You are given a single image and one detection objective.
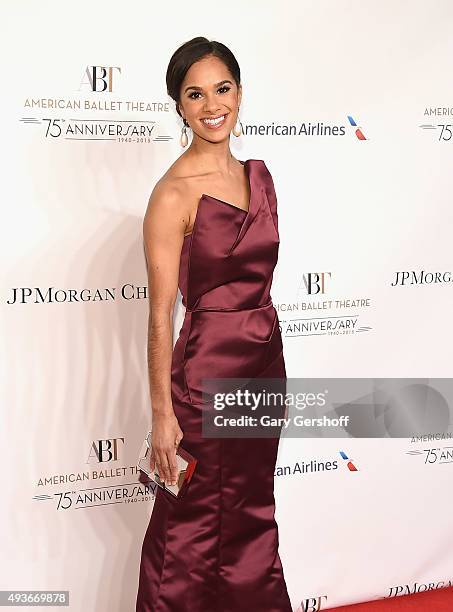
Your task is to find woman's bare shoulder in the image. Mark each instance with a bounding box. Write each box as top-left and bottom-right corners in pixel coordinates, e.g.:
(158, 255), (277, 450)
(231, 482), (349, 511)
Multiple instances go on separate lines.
(149, 156), (202, 208)
(143, 159), (197, 239)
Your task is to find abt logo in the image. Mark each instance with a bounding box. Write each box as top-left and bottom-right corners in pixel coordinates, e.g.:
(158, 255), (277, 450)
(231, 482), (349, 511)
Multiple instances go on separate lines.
(298, 272), (332, 296)
(87, 438), (125, 463)
(296, 595), (328, 611)
(79, 66), (121, 92)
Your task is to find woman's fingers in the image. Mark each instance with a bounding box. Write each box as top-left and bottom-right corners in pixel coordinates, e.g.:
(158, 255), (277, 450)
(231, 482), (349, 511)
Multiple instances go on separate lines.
(155, 447), (178, 486)
(155, 449), (172, 485)
(149, 418), (184, 487)
(166, 447), (179, 486)
(149, 447), (156, 472)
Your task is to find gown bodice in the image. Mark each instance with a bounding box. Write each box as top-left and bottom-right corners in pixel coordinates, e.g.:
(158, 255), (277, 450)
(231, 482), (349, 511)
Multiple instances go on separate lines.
(171, 159), (284, 407)
(177, 159), (280, 313)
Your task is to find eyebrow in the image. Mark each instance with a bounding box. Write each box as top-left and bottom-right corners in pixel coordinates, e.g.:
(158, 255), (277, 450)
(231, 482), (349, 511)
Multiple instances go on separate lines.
(183, 79), (233, 94)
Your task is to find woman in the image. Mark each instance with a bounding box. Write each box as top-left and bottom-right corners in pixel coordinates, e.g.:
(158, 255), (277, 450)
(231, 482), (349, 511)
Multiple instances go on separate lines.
(136, 37), (291, 612)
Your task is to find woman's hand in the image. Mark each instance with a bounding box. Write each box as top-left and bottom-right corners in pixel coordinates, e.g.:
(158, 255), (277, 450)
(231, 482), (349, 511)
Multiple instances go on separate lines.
(149, 411), (184, 486)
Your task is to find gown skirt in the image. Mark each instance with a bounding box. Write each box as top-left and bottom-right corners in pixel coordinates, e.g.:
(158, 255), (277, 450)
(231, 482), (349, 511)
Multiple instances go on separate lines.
(136, 159), (292, 612)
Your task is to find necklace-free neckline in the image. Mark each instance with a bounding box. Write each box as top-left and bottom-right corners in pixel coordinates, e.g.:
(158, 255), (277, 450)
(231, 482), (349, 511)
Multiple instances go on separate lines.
(183, 159), (251, 239)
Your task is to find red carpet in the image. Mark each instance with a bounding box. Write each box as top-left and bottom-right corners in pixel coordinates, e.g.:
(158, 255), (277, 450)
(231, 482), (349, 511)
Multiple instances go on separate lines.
(326, 585), (453, 611)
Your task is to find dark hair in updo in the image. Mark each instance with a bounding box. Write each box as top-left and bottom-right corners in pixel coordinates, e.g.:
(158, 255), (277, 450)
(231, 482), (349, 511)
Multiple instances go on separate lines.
(166, 37), (241, 125)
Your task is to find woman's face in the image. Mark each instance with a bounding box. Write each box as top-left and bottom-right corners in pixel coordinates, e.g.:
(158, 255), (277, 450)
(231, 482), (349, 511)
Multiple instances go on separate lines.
(178, 54), (242, 142)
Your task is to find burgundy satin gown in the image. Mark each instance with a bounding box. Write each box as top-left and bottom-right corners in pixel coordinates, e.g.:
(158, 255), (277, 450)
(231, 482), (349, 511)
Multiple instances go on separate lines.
(136, 159), (292, 612)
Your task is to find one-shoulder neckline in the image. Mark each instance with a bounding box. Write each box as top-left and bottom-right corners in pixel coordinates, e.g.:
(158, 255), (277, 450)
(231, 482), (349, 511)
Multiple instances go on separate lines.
(183, 159), (251, 240)
(200, 159), (250, 213)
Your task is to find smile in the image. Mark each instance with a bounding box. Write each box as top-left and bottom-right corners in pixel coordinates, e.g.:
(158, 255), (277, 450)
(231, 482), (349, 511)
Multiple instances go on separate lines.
(201, 114), (228, 129)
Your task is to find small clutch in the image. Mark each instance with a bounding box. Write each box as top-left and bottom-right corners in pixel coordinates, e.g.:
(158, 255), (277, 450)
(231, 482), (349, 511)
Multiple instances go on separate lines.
(137, 430), (197, 499)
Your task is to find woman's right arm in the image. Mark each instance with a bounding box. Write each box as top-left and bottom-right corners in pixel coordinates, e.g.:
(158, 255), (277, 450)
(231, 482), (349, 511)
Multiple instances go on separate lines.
(142, 180), (188, 487)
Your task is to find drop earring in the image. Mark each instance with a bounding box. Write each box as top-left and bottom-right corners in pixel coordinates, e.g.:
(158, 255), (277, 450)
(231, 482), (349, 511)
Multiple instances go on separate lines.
(232, 112), (243, 137)
(180, 118), (189, 147)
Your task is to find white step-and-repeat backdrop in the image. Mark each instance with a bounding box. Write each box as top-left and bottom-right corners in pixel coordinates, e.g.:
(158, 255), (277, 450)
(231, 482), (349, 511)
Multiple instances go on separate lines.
(2, 1), (453, 610)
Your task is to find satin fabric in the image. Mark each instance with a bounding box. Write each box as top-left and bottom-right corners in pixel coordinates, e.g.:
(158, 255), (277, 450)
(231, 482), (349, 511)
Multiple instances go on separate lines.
(136, 159), (292, 612)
